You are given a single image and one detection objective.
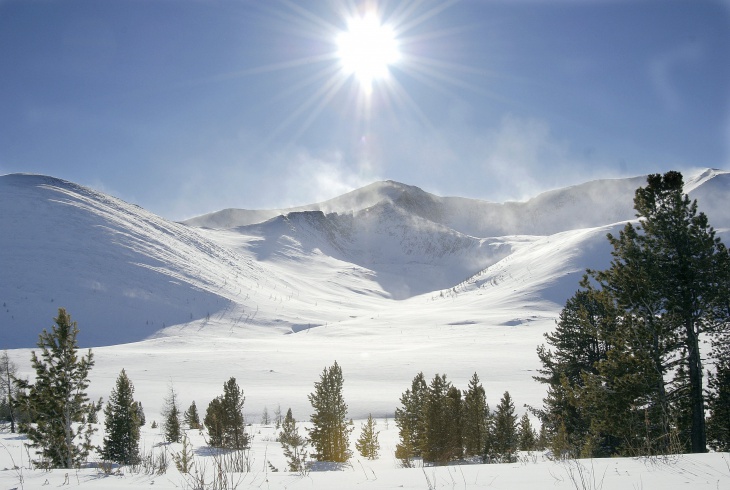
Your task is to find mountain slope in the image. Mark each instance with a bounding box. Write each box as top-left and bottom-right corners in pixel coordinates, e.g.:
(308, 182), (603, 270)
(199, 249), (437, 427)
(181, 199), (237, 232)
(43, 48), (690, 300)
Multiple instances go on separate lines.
(0, 174), (266, 347)
(2, 169), (728, 349)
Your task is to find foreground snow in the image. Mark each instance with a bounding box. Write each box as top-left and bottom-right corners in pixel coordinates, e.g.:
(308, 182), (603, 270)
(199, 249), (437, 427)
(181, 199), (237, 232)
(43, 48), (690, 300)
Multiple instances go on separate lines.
(1, 421), (728, 490)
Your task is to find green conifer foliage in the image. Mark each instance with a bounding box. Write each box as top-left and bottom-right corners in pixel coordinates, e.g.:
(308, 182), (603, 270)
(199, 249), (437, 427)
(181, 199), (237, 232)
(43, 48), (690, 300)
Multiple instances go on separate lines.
(493, 391), (517, 463)
(356, 414), (380, 460)
(162, 384), (182, 443)
(184, 401), (201, 429)
(101, 369), (141, 465)
(462, 372), (488, 458)
(395, 372), (427, 464)
(15, 308), (95, 468)
(204, 377), (248, 449)
(134, 401), (146, 427)
(707, 353), (730, 451)
(279, 408), (307, 472)
(308, 361), (352, 462)
(536, 171), (730, 456)
(518, 414), (537, 451)
(422, 374), (453, 465)
(0, 351), (19, 433)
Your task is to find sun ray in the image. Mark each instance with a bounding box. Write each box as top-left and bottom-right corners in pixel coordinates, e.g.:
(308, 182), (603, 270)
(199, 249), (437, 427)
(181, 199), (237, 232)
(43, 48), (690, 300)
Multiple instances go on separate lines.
(224, 1), (498, 153)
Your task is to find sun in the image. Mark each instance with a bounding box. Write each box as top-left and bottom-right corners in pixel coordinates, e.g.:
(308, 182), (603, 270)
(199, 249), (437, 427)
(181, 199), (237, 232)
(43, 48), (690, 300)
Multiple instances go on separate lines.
(336, 13), (400, 95)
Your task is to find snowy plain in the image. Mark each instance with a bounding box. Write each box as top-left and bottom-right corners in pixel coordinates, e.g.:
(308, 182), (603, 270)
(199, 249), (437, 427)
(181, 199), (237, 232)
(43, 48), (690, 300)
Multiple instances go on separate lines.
(1, 169), (729, 489)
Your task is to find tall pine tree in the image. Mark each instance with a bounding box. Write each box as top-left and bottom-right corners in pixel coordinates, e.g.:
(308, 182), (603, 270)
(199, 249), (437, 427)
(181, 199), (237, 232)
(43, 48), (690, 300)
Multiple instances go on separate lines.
(493, 391), (517, 463)
(15, 308), (95, 468)
(537, 171), (730, 456)
(422, 373), (453, 465)
(101, 369), (141, 464)
(462, 372), (488, 458)
(308, 361), (352, 462)
(395, 372), (427, 464)
(204, 377), (248, 449)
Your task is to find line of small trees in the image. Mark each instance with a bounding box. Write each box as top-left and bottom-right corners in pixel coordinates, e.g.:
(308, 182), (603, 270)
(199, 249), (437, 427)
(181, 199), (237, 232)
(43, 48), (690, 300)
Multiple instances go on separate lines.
(1, 315), (371, 470)
(394, 372), (541, 467)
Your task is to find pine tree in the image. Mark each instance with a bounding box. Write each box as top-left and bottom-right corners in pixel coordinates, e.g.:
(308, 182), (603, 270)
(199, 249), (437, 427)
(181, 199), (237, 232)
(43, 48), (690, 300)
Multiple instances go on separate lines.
(534, 288), (617, 456)
(162, 384), (182, 443)
(395, 372), (427, 465)
(445, 385), (463, 461)
(173, 433), (195, 474)
(133, 401), (146, 427)
(422, 373), (453, 465)
(279, 408), (307, 472)
(593, 171), (730, 453)
(274, 404), (283, 429)
(14, 308), (95, 468)
(462, 372), (488, 458)
(101, 369), (141, 465)
(493, 391), (517, 463)
(308, 361), (352, 462)
(261, 406), (270, 425)
(184, 401), (201, 429)
(707, 353), (730, 451)
(356, 414), (380, 460)
(0, 351), (19, 433)
(204, 377), (248, 449)
(518, 413), (537, 451)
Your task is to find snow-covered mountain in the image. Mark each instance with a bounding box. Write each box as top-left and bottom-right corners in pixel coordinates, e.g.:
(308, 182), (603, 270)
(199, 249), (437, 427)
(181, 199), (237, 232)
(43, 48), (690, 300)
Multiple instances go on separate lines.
(2, 170), (729, 349)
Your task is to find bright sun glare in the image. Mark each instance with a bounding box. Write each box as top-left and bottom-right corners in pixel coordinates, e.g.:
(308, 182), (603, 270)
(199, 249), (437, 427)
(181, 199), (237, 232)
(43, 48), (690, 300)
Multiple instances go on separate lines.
(336, 13), (400, 95)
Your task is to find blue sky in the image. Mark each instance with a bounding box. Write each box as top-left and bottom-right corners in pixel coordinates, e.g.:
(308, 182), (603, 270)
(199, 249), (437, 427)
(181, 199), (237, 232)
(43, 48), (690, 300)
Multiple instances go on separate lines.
(1, 0), (728, 220)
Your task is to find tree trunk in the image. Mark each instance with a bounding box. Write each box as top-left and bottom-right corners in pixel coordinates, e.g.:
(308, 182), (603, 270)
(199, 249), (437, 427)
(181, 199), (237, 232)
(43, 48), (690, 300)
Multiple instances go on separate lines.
(686, 320), (707, 453)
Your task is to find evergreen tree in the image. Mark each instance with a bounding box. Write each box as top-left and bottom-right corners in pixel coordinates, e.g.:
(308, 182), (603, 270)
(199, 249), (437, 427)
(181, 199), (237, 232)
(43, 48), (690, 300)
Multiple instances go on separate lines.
(184, 401), (201, 429)
(593, 171), (730, 453)
(536, 422), (549, 451)
(536, 171), (730, 456)
(493, 391), (517, 462)
(14, 308), (95, 468)
(445, 385), (463, 461)
(101, 369), (141, 465)
(534, 288), (617, 456)
(0, 351), (19, 433)
(204, 397), (225, 447)
(707, 352), (730, 451)
(162, 384), (182, 443)
(394, 372), (427, 464)
(86, 398), (102, 424)
(279, 408), (307, 472)
(482, 408), (497, 463)
(204, 377), (248, 449)
(308, 361), (352, 462)
(274, 404), (283, 429)
(261, 406), (270, 425)
(462, 372), (488, 458)
(133, 401), (146, 427)
(518, 413), (537, 451)
(356, 414), (380, 460)
(422, 373), (453, 465)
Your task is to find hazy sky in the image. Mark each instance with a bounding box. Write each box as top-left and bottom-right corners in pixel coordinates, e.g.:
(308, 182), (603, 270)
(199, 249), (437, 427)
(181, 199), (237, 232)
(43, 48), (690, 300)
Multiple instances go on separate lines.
(1, 0), (728, 220)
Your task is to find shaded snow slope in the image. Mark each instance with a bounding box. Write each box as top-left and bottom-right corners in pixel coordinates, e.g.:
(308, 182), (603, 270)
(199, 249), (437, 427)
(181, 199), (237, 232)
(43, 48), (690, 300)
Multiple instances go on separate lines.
(1, 174), (374, 348)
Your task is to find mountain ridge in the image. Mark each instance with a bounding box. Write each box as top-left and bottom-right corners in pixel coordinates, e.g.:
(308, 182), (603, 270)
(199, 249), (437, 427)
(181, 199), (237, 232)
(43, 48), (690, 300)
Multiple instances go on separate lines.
(2, 169), (728, 348)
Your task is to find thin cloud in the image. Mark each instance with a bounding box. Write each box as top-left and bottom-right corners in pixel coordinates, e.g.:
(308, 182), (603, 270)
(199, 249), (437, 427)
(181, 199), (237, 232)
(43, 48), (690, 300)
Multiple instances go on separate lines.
(648, 42), (703, 113)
